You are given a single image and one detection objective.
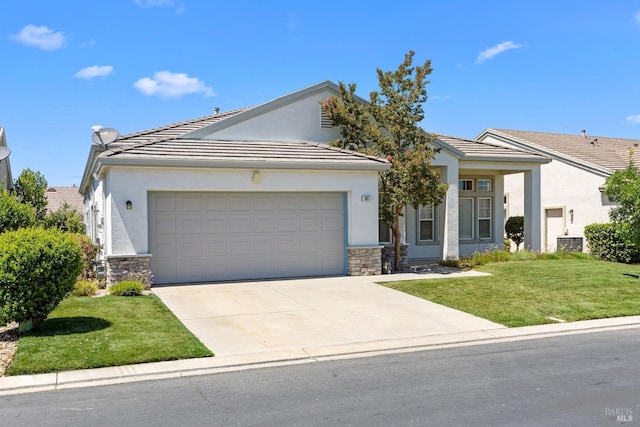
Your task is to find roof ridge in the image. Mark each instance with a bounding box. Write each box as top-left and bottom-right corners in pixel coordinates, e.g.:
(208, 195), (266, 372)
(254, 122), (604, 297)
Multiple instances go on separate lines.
(437, 133), (541, 156)
(492, 128), (640, 143)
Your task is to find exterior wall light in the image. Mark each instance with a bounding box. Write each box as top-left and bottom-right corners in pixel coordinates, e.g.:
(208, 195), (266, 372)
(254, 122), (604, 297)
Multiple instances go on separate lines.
(569, 209), (574, 224)
(361, 195), (372, 202)
(252, 171), (261, 185)
(126, 200), (133, 210)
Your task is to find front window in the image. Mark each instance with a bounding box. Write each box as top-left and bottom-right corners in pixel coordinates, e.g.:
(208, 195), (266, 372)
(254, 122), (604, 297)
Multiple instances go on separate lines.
(478, 198), (492, 239)
(418, 204), (435, 241)
(459, 198), (474, 240)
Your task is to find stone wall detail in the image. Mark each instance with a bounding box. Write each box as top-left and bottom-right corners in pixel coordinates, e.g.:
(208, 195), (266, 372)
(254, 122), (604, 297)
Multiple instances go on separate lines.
(381, 244), (409, 272)
(105, 254), (152, 288)
(347, 246), (382, 276)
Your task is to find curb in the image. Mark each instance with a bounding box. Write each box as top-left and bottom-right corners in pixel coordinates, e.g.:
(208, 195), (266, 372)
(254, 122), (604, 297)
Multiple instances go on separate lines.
(2, 315), (640, 396)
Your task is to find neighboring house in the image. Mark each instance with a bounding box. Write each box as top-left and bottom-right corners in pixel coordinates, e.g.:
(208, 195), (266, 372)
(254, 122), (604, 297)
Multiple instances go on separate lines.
(79, 81), (551, 286)
(0, 127), (13, 191)
(477, 129), (640, 251)
(45, 187), (84, 213)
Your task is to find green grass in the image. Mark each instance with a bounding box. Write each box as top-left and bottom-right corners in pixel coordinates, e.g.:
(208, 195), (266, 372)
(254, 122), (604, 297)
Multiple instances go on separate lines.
(383, 258), (640, 327)
(7, 295), (212, 375)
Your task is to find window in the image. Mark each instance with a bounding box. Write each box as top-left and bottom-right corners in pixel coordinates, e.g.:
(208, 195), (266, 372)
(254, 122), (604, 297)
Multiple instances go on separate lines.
(459, 179), (474, 191)
(459, 198), (474, 240)
(379, 220), (392, 243)
(478, 179), (492, 191)
(478, 198), (492, 239)
(418, 204), (435, 241)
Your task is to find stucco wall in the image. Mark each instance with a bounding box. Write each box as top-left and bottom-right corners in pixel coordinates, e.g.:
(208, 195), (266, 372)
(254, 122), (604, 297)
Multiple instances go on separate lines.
(102, 166), (381, 256)
(205, 89), (342, 143)
(504, 159), (612, 243)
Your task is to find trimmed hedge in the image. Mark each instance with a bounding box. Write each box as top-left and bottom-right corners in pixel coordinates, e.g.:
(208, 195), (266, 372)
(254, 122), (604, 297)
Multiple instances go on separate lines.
(0, 228), (82, 328)
(584, 223), (640, 264)
(109, 281), (143, 296)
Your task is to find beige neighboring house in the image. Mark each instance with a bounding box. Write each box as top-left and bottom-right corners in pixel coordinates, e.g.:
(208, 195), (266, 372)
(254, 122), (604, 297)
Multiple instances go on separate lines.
(45, 187), (83, 213)
(0, 127), (13, 190)
(477, 128), (640, 252)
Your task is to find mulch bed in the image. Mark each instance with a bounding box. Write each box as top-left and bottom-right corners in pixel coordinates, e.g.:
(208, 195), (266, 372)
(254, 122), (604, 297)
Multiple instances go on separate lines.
(0, 322), (18, 376)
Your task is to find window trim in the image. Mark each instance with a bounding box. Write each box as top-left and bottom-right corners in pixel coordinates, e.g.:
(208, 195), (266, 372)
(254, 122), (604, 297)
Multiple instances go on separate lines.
(459, 179), (474, 192)
(417, 204), (436, 243)
(459, 197), (475, 240)
(478, 197), (493, 240)
(477, 179), (492, 192)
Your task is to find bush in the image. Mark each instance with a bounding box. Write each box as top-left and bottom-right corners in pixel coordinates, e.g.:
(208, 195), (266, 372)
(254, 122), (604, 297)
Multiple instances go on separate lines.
(505, 216), (524, 250)
(0, 228), (82, 328)
(71, 280), (98, 297)
(109, 281), (143, 296)
(584, 223), (640, 264)
(0, 191), (36, 233)
(44, 202), (85, 234)
(69, 234), (102, 280)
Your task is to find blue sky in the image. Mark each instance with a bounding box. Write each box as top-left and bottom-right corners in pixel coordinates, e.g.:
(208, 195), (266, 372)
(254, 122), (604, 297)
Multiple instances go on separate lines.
(2, 0), (640, 186)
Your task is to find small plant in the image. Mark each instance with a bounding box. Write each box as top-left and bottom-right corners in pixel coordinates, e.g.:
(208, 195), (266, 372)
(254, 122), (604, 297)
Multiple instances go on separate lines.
(71, 280), (98, 297)
(439, 259), (462, 268)
(109, 281), (144, 296)
(121, 269), (153, 290)
(69, 234), (102, 280)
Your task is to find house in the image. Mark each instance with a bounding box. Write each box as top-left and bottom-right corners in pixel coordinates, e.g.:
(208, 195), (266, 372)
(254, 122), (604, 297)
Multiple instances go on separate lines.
(0, 127), (13, 191)
(477, 129), (640, 251)
(80, 81), (551, 286)
(45, 187), (84, 213)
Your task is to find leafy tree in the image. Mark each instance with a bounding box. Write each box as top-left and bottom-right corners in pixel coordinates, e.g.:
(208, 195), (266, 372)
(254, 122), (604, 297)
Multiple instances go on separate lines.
(44, 202), (85, 234)
(604, 160), (640, 246)
(12, 169), (48, 221)
(505, 216), (524, 250)
(322, 51), (447, 270)
(0, 190), (36, 233)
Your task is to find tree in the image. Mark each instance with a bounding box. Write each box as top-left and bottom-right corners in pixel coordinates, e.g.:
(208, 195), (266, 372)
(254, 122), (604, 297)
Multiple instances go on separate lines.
(604, 160), (640, 246)
(44, 202), (85, 234)
(0, 190), (36, 233)
(12, 169), (48, 221)
(505, 216), (524, 250)
(322, 51), (448, 270)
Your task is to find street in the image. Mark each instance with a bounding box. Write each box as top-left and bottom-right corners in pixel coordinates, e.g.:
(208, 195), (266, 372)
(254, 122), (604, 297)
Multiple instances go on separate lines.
(1, 329), (638, 426)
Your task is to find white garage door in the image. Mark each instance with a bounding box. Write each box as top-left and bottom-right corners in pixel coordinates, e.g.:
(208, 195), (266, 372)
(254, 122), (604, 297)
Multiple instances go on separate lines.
(149, 192), (345, 284)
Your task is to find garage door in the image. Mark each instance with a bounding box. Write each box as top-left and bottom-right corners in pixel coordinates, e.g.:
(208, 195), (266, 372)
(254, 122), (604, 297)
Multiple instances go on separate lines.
(149, 192), (345, 284)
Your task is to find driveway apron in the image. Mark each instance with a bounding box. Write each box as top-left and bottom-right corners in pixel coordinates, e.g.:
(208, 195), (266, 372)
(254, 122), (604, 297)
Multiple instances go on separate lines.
(153, 274), (505, 357)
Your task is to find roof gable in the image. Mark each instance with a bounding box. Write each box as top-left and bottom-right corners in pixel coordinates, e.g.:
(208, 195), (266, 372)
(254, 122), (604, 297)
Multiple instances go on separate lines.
(433, 135), (550, 163)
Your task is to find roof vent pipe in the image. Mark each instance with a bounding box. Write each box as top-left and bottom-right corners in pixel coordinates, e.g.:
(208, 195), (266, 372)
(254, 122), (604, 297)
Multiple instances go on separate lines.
(214, 107), (220, 115)
(582, 130), (587, 138)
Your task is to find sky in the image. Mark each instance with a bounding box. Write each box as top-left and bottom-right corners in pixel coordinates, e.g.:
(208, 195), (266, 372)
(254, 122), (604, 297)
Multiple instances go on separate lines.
(2, 0), (640, 186)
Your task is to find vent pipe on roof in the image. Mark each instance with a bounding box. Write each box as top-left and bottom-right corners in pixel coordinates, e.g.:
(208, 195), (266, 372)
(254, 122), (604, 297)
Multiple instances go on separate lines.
(214, 107), (220, 115)
(581, 130), (587, 139)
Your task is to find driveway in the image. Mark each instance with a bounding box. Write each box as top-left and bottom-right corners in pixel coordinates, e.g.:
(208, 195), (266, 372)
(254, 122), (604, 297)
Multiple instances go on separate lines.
(153, 272), (505, 357)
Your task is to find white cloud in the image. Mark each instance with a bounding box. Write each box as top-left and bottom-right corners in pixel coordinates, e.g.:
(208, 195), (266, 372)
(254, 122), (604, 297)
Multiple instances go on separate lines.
(134, 71), (215, 98)
(627, 114), (640, 124)
(476, 41), (524, 64)
(10, 25), (65, 51)
(74, 65), (114, 79)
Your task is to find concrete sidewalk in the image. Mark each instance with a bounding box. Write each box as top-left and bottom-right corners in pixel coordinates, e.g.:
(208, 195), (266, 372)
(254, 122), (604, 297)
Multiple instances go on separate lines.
(2, 271), (640, 395)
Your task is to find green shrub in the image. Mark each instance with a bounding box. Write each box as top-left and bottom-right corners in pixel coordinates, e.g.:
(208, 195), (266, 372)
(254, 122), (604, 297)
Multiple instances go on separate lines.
(71, 280), (98, 297)
(109, 281), (143, 296)
(0, 228), (82, 328)
(505, 216), (524, 250)
(0, 190), (36, 233)
(584, 223), (640, 264)
(69, 234), (102, 280)
(44, 202), (85, 234)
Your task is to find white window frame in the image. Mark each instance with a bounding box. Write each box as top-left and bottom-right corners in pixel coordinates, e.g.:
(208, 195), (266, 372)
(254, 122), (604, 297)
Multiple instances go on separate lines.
(477, 179), (492, 192)
(417, 204), (435, 242)
(478, 197), (493, 240)
(459, 179), (474, 192)
(459, 197), (475, 240)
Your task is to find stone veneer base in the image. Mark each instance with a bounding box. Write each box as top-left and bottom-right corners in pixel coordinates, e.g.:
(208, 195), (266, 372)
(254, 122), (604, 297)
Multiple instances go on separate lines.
(347, 246), (383, 276)
(105, 254), (152, 287)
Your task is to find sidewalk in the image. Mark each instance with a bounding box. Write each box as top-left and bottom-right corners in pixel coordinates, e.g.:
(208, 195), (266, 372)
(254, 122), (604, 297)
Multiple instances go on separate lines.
(2, 314), (639, 396)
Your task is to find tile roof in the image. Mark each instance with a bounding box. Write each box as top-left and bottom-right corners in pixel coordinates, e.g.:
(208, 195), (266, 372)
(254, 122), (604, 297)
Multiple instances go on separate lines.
(487, 129), (640, 171)
(104, 139), (388, 168)
(45, 187), (83, 213)
(112, 107), (252, 145)
(436, 135), (549, 162)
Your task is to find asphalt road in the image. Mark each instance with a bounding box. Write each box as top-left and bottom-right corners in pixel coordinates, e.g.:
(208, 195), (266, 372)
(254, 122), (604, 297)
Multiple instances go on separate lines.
(1, 329), (638, 426)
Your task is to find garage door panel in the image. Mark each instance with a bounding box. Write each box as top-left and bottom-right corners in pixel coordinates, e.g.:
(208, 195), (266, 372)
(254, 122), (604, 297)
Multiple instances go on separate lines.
(150, 192), (345, 284)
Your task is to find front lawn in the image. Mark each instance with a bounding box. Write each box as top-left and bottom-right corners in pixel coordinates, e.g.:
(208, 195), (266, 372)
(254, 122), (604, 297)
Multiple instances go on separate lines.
(382, 259), (640, 327)
(7, 295), (212, 375)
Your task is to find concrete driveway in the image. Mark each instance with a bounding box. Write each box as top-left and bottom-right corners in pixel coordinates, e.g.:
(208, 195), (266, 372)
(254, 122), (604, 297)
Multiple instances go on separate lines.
(153, 272), (505, 357)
